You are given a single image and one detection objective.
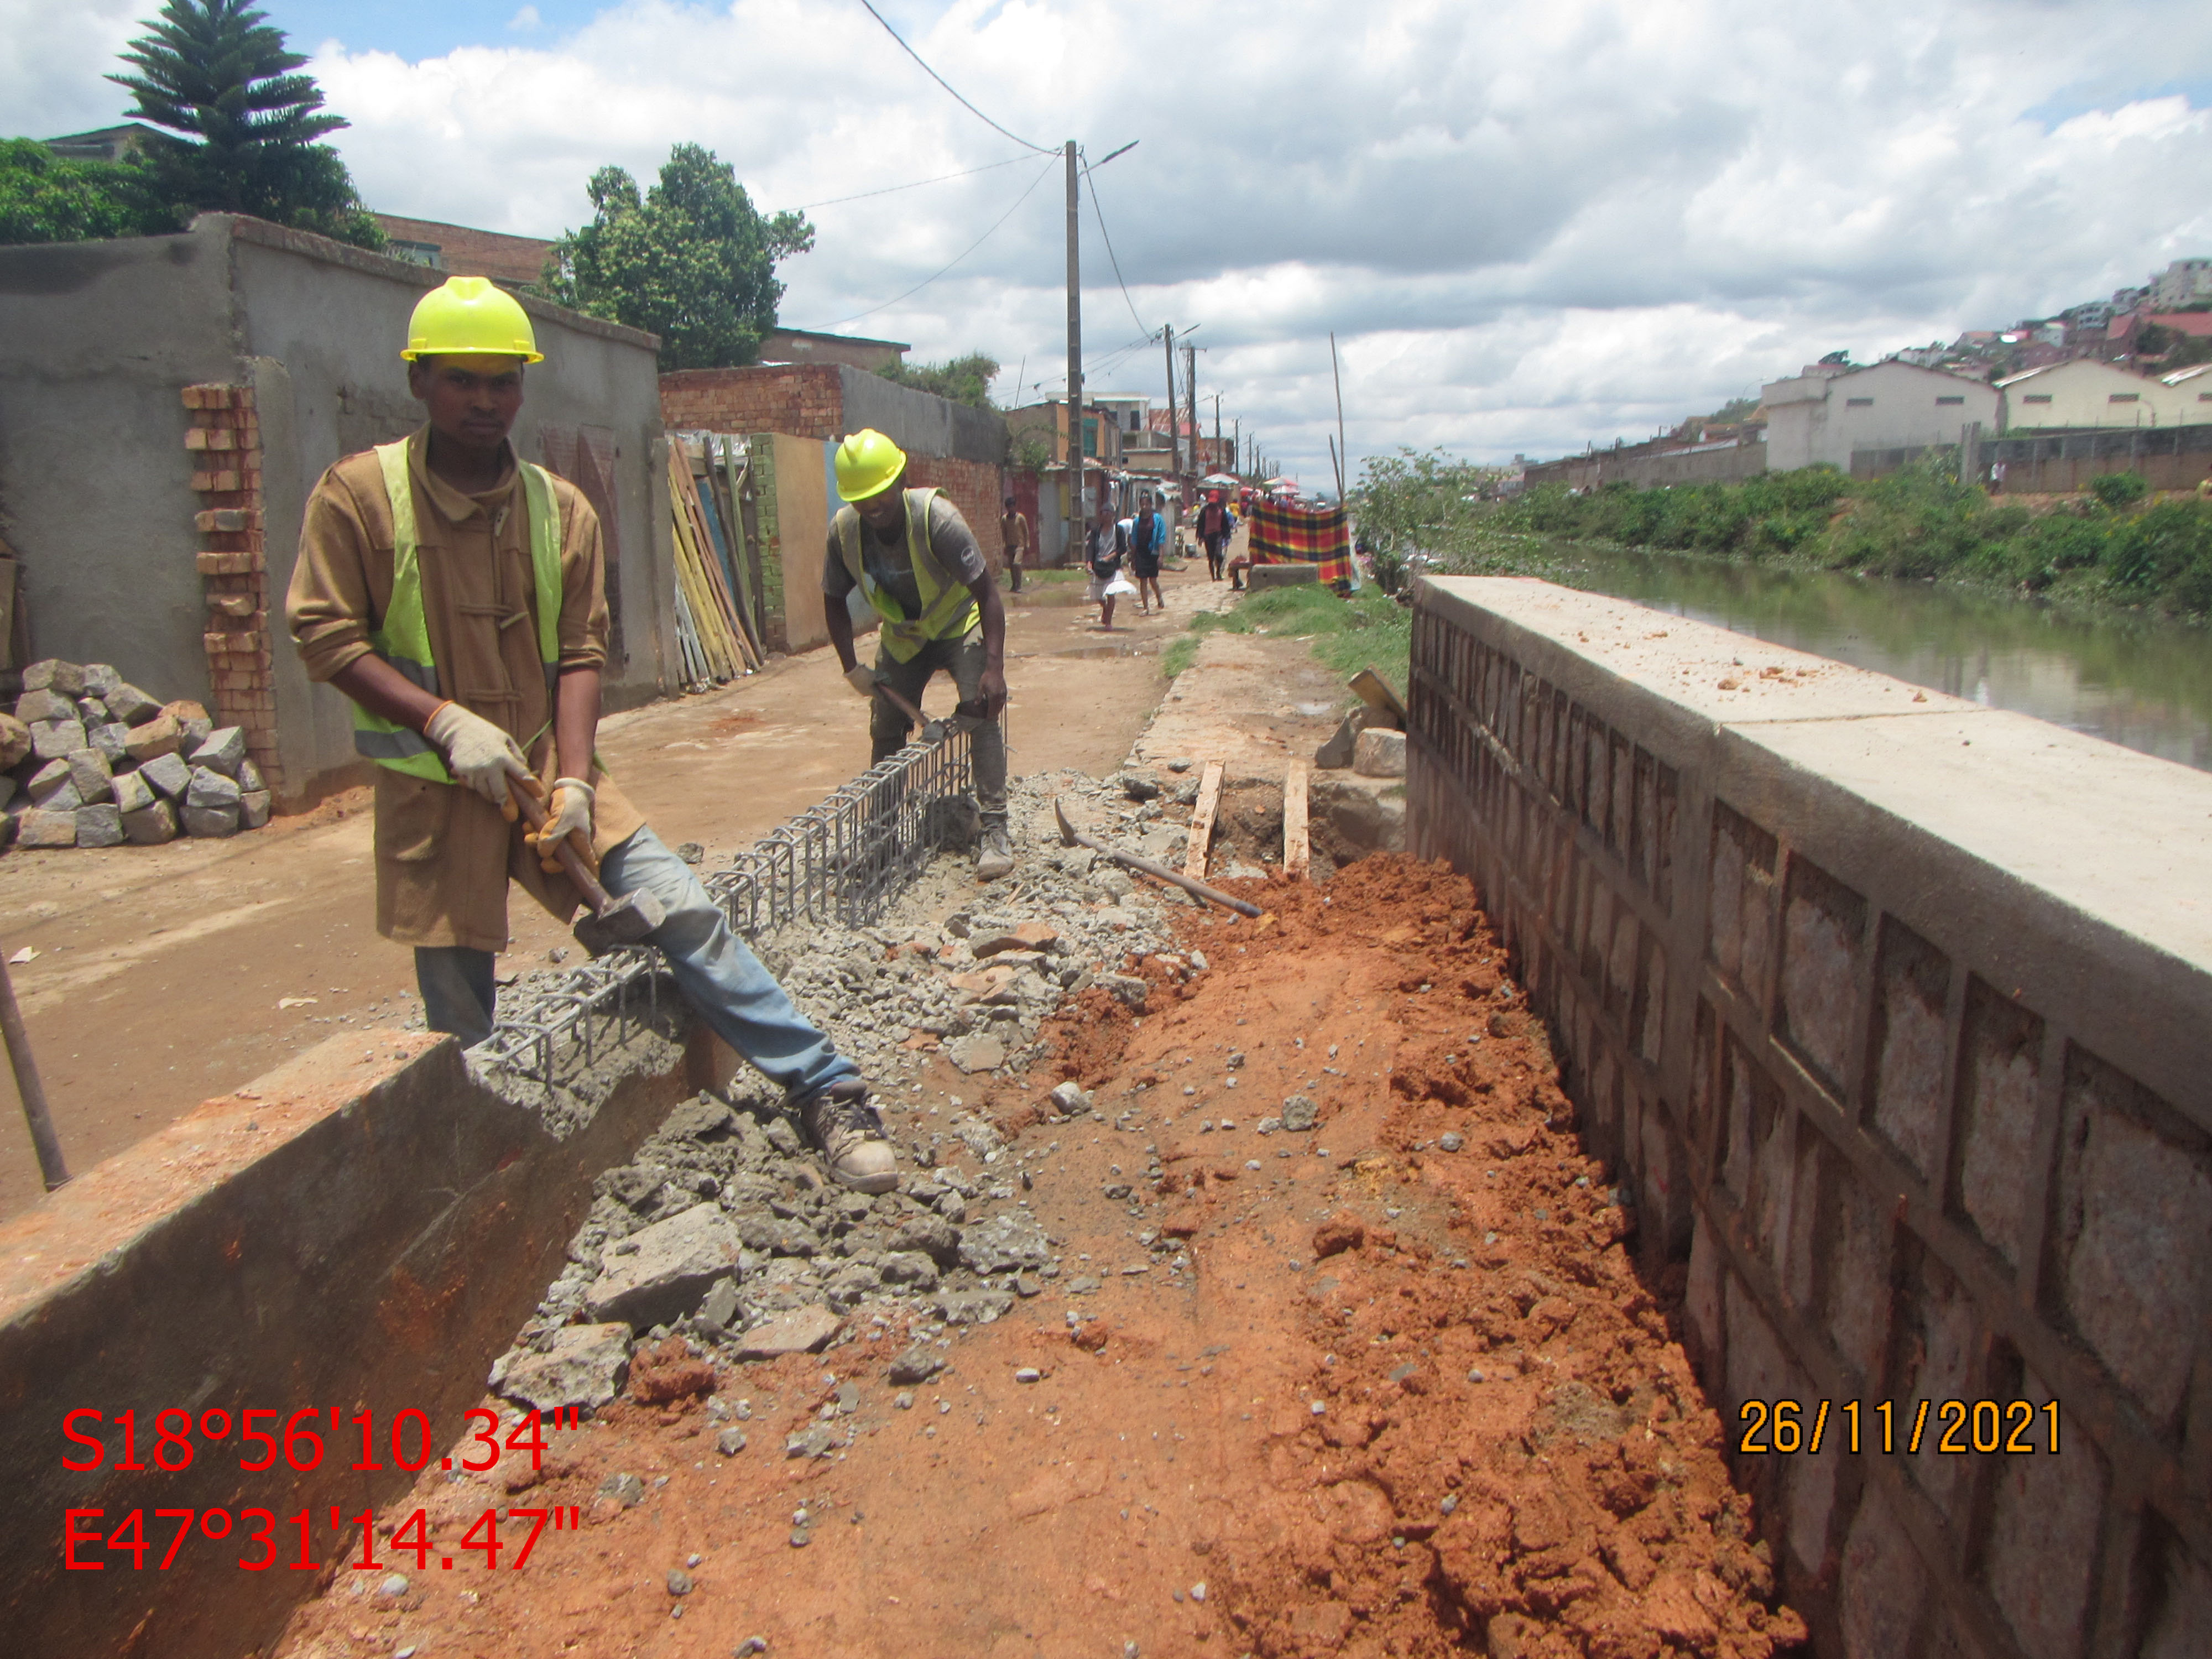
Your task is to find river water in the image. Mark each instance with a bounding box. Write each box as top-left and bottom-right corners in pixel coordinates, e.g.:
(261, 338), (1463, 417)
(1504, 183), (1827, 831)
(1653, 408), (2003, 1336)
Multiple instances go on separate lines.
(1514, 549), (2212, 774)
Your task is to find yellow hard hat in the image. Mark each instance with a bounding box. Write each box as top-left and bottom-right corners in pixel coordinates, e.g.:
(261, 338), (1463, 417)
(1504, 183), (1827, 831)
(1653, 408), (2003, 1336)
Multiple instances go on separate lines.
(400, 276), (544, 363)
(834, 429), (907, 502)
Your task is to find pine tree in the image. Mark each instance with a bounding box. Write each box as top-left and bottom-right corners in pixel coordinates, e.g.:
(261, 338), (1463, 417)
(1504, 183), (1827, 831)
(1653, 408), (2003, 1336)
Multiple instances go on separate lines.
(108, 0), (383, 248)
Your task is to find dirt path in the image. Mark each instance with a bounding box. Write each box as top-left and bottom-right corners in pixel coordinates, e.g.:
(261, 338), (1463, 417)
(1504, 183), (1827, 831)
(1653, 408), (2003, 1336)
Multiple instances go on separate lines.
(0, 562), (1239, 1219)
(273, 847), (1803, 1659)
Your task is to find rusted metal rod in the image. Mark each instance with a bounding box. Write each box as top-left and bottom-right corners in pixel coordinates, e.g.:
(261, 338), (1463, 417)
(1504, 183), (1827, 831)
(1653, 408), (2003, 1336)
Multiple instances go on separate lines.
(0, 950), (67, 1191)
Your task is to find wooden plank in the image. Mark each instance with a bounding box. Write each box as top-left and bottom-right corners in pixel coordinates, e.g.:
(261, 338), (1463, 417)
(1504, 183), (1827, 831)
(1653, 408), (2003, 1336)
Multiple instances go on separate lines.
(1348, 667), (1408, 728)
(1185, 761), (1224, 880)
(1283, 760), (1310, 879)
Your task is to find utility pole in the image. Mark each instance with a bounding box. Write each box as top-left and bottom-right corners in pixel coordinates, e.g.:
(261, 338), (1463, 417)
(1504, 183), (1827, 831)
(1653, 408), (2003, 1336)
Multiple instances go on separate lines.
(1212, 394), (1222, 471)
(1064, 139), (1082, 568)
(1161, 324), (1178, 478)
(1183, 343), (1199, 492)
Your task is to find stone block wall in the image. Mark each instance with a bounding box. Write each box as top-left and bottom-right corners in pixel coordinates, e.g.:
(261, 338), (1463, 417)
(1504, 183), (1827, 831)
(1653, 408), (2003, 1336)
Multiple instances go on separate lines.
(183, 383), (283, 795)
(1407, 576), (2212, 1659)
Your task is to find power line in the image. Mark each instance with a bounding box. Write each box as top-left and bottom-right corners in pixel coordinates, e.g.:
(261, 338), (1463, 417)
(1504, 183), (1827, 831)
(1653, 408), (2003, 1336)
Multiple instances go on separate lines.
(822, 153), (1060, 328)
(854, 0), (1052, 155)
(1081, 150), (1149, 337)
(793, 154), (1033, 211)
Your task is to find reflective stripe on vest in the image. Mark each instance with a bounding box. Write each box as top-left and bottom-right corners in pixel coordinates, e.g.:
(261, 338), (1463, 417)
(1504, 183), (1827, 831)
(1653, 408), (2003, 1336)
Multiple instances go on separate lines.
(352, 439), (564, 780)
(834, 488), (979, 663)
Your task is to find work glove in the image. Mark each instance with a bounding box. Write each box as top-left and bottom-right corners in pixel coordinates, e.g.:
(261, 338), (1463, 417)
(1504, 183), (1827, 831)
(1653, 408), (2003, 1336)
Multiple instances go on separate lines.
(528, 777), (596, 873)
(424, 701), (529, 807)
(844, 663), (880, 698)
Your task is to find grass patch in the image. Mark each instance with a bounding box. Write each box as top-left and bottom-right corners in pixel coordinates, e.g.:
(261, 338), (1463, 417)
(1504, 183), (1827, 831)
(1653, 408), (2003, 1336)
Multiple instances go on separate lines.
(1175, 585), (1411, 701)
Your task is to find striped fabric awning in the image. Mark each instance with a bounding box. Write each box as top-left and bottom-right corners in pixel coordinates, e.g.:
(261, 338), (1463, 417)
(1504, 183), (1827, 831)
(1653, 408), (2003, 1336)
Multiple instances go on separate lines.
(1247, 500), (1353, 586)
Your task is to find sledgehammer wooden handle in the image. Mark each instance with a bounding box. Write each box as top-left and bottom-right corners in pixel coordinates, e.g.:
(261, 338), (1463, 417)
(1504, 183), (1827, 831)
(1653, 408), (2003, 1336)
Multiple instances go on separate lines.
(513, 775), (617, 910)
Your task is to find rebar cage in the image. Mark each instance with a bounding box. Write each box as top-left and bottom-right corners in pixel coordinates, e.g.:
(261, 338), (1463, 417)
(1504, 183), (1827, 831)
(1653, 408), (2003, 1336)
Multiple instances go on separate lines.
(473, 725), (973, 1089)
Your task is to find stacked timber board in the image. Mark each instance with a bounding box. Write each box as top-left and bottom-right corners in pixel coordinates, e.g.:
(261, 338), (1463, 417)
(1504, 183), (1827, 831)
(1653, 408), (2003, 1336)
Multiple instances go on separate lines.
(0, 659), (272, 851)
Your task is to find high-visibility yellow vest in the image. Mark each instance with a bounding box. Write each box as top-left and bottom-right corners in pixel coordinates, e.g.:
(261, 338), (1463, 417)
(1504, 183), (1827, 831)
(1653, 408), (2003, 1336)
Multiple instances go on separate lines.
(833, 487), (979, 662)
(352, 439), (563, 781)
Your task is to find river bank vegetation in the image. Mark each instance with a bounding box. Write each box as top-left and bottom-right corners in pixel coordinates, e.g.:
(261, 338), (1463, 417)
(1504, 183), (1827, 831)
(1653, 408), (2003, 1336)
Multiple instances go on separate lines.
(1354, 448), (2212, 622)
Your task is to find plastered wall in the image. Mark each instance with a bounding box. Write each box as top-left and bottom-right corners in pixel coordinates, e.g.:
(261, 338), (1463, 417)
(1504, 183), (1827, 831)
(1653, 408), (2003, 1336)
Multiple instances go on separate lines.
(1407, 576), (2212, 1659)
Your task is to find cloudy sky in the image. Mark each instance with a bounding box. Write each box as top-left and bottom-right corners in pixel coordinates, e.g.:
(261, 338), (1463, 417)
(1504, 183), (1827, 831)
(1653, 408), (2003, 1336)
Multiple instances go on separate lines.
(11, 0), (2212, 481)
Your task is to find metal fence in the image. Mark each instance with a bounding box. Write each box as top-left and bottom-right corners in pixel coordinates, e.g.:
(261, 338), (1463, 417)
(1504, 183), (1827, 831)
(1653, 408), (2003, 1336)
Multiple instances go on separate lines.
(473, 724), (974, 1089)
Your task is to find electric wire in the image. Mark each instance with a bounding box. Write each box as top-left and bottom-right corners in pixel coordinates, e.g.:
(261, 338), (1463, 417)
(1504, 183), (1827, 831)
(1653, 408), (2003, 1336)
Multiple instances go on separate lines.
(793, 153), (1033, 211)
(821, 153), (1060, 328)
(854, 0), (1053, 155)
(1081, 152), (1151, 337)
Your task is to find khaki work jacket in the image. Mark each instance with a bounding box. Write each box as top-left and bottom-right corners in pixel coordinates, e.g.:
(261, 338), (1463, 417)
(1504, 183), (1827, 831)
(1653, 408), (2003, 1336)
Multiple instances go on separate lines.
(285, 426), (643, 952)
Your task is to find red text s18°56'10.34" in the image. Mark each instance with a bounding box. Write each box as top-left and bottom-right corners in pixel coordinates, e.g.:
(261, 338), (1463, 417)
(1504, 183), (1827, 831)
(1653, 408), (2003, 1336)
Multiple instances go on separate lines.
(61, 1404), (582, 1476)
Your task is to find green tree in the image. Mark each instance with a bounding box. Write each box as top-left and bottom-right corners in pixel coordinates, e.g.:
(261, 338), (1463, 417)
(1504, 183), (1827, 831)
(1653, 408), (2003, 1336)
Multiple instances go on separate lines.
(0, 139), (165, 244)
(541, 144), (813, 370)
(878, 352), (1001, 409)
(108, 0), (383, 247)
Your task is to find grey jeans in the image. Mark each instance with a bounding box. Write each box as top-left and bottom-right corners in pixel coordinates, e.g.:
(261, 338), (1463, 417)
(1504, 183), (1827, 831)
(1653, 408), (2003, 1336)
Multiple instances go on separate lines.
(415, 825), (857, 1098)
(870, 626), (1007, 818)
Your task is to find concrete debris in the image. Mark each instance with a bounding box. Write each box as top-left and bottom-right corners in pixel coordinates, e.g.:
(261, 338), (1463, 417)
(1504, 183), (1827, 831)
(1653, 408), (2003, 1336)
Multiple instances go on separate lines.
(1281, 1094), (1319, 1132)
(3, 663), (273, 852)
(947, 1034), (1005, 1073)
(1352, 727), (1408, 778)
(957, 1212), (1050, 1275)
(597, 1471), (646, 1507)
(734, 1305), (843, 1359)
(1049, 1080), (1092, 1116)
(886, 1344), (947, 1385)
(585, 1202), (745, 1329)
(492, 1322), (633, 1413)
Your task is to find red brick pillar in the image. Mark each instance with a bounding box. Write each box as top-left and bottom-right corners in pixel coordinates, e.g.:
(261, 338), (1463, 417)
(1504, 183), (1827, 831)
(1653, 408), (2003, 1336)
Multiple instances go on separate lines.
(182, 385), (285, 796)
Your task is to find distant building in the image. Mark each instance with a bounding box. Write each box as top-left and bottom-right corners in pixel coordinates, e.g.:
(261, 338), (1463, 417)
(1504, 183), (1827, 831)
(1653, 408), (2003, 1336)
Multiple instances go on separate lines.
(1997, 360), (2179, 429)
(369, 213), (554, 286)
(2151, 259), (2212, 310)
(756, 328), (908, 373)
(1761, 359), (1998, 471)
(2163, 364), (2212, 419)
(41, 123), (164, 163)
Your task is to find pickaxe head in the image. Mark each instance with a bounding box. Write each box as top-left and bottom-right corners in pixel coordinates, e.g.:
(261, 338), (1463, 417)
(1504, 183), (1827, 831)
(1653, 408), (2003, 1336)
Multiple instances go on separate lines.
(1053, 796), (1081, 848)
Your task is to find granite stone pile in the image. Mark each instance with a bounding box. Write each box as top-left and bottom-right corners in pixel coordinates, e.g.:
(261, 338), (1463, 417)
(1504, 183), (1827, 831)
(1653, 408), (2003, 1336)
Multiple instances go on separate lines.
(0, 658), (271, 849)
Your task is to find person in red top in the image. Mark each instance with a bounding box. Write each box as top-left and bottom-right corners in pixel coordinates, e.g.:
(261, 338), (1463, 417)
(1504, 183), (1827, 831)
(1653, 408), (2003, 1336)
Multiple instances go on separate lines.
(1197, 490), (1233, 581)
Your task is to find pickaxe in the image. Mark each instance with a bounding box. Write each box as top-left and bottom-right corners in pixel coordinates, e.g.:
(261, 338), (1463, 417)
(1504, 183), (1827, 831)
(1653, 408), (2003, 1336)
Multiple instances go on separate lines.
(873, 680), (963, 746)
(1053, 796), (1265, 918)
(512, 775), (666, 956)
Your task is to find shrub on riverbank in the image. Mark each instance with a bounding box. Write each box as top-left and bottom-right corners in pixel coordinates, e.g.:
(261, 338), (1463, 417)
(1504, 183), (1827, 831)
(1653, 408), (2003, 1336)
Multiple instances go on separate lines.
(1484, 462), (2212, 619)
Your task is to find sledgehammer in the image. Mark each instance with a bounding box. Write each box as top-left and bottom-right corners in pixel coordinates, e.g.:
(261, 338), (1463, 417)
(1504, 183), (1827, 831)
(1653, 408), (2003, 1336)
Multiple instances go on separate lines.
(512, 776), (666, 956)
(1053, 796), (1265, 918)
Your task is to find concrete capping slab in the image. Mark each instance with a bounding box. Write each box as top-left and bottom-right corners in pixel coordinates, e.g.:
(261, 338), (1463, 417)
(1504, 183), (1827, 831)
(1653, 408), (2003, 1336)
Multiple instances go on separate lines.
(0, 1020), (716, 1658)
(1407, 575), (2212, 1658)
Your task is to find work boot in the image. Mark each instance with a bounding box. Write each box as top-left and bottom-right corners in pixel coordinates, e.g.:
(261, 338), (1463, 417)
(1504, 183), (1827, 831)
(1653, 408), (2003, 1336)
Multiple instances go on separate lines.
(976, 818), (1014, 880)
(795, 1078), (898, 1194)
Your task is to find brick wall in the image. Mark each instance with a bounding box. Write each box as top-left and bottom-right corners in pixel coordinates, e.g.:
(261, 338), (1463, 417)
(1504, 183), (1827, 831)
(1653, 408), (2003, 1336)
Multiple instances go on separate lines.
(1408, 576), (2211, 1659)
(183, 385), (283, 796)
(660, 366), (844, 441)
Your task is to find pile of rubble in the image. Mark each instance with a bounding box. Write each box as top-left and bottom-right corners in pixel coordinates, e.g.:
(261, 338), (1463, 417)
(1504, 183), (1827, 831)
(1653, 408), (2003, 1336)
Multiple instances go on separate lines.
(483, 768), (1218, 1435)
(0, 658), (272, 849)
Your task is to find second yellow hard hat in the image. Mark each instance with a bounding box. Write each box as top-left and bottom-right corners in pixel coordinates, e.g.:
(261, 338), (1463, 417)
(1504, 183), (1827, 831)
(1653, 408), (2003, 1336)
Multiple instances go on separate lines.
(834, 429), (907, 502)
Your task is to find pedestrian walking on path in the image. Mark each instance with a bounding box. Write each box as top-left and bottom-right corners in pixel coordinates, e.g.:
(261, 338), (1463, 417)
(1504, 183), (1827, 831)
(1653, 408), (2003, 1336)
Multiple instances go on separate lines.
(1000, 494), (1030, 594)
(284, 276), (897, 1192)
(1198, 490), (1233, 581)
(821, 429), (1014, 881)
(1129, 491), (1167, 614)
(1086, 486), (1133, 632)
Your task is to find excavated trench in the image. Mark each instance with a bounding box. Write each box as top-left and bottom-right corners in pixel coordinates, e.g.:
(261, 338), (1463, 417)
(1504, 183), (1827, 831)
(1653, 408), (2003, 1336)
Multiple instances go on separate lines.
(257, 771), (1803, 1659)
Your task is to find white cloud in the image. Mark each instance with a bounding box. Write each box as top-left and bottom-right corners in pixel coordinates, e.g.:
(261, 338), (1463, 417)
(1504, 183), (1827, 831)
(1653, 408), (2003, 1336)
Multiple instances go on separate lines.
(509, 6), (544, 30)
(8, 0), (2212, 471)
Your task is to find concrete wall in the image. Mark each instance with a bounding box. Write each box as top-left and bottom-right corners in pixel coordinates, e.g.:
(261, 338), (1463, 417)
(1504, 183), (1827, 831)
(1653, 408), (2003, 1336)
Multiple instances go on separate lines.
(0, 1022), (719, 1659)
(0, 228), (242, 700)
(1523, 437), (1769, 492)
(0, 216), (674, 802)
(1407, 576), (2212, 1659)
(1998, 359), (2199, 431)
(1765, 361), (1999, 471)
(1983, 424), (2212, 494)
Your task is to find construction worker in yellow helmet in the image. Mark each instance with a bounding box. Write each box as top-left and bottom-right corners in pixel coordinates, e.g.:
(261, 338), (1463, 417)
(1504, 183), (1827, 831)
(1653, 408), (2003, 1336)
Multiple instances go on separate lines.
(823, 428), (1014, 879)
(284, 276), (898, 1192)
